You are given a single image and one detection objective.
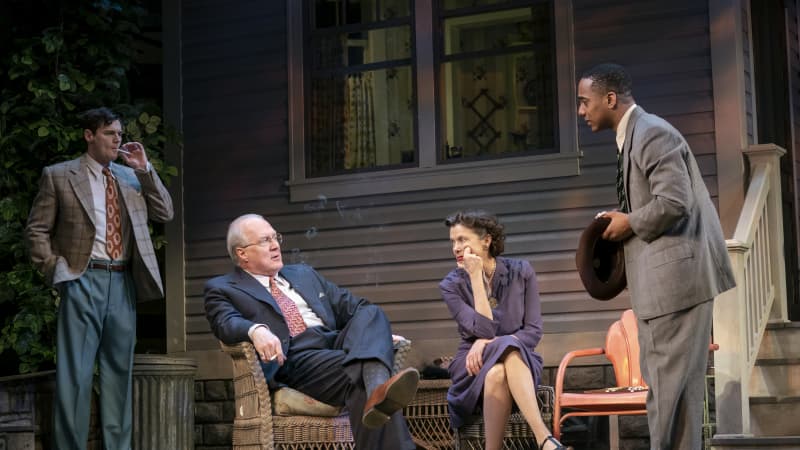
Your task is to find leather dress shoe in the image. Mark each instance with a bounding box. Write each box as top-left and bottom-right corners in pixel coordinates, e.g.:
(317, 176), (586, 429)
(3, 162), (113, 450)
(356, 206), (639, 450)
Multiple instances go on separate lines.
(362, 367), (420, 429)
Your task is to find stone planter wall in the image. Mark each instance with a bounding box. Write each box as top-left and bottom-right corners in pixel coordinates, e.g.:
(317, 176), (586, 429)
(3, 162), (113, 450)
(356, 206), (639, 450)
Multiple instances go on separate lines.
(193, 380), (234, 450)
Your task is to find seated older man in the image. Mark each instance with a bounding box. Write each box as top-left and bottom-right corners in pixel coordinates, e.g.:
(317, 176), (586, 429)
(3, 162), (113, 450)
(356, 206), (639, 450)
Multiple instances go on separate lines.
(204, 213), (419, 450)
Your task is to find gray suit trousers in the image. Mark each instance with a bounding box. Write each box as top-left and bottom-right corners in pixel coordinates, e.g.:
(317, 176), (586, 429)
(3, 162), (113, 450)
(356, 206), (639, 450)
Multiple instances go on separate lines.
(637, 300), (713, 450)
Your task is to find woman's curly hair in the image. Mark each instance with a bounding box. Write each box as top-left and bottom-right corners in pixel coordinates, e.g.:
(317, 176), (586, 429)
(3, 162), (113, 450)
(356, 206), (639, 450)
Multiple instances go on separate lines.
(444, 210), (505, 257)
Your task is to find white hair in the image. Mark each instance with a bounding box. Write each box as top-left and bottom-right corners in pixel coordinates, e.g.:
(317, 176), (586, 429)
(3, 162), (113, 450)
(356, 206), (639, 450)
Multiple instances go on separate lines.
(226, 213), (266, 264)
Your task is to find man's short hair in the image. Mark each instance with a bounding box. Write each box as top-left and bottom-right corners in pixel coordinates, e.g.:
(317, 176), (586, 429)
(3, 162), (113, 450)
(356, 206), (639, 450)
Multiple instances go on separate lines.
(78, 107), (120, 133)
(227, 213), (266, 264)
(581, 63), (633, 97)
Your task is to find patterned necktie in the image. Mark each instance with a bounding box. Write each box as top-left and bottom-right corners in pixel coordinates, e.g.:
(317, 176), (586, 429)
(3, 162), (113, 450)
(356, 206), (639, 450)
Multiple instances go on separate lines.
(269, 277), (307, 336)
(616, 150), (628, 213)
(102, 167), (123, 260)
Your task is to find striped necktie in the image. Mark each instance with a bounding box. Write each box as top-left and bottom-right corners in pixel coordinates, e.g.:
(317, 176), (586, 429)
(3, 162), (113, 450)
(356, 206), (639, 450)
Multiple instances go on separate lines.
(269, 277), (307, 336)
(616, 150), (628, 213)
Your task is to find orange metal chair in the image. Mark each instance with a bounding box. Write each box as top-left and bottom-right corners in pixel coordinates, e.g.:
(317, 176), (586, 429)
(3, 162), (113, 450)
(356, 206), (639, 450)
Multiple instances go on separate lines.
(552, 309), (648, 440)
(553, 309), (719, 442)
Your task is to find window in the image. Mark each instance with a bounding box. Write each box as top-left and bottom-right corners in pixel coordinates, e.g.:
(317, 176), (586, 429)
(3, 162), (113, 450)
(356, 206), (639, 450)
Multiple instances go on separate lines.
(305, 1), (416, 177)
(440, 2), (556, 161)
(288, 0), (578, 201)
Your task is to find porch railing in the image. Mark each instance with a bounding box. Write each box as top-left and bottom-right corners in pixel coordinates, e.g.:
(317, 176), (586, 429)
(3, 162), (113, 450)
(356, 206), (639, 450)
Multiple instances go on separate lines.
(713, 144), (788, 437)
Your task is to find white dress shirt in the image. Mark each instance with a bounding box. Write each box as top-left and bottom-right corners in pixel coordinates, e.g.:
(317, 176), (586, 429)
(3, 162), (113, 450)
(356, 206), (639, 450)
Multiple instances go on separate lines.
(616, 104), (638, 152)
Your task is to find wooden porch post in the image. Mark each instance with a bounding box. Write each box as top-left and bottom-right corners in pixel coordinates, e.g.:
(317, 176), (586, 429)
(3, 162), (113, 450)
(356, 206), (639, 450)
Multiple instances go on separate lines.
(709, 0), (751, 237)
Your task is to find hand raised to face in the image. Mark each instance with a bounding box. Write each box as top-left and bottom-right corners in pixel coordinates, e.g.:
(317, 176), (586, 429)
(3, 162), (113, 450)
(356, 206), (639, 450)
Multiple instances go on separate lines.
(462, 246), (484, 277)
(119, 141), (149, 171)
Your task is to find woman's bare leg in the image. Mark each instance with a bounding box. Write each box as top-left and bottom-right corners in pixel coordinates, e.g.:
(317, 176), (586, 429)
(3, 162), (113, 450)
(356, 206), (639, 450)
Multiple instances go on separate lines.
(504, 350), (562, 450)
(483, 363), (513, 450)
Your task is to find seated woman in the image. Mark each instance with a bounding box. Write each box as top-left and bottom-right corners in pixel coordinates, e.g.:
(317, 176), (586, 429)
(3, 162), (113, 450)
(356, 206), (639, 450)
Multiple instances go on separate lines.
(440, 210), (568, 450)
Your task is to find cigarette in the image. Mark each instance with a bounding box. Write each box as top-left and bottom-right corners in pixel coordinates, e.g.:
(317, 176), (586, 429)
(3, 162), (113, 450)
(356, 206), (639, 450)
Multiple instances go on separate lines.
(269, 354), (278, 361)
(117, 148), (132, 155)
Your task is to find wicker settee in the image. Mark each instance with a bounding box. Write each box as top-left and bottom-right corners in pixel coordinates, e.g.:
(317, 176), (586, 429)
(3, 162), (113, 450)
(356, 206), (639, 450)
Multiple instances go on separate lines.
(219, 337), (413, 450)
(403, 378), (554, 450)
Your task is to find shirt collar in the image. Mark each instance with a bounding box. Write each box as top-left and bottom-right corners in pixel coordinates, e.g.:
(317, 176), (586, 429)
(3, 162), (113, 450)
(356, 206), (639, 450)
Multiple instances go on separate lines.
(247, 271), (285, 288)
(86, 156), (103, 178)
(615, 104), (637, 153)
(86, 154), (114, 179)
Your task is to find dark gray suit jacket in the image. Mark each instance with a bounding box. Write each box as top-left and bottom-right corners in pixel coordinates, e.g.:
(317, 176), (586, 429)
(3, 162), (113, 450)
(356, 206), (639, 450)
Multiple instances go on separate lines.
(621, 107), (736, 319)
(204, 264), (394, 371)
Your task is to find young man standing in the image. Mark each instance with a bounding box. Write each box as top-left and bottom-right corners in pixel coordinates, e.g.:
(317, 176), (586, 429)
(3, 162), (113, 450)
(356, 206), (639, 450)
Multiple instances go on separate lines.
(26, 107), (174, 449)
(577, 64), (735, 450)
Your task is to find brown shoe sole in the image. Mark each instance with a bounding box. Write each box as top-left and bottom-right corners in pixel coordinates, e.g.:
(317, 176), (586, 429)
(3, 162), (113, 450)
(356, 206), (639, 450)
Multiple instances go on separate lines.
(362, 369), (420, 429)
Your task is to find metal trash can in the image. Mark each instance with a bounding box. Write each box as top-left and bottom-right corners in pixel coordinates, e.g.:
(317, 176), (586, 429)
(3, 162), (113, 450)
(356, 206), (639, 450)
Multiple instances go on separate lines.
(132, 355), (197, 450)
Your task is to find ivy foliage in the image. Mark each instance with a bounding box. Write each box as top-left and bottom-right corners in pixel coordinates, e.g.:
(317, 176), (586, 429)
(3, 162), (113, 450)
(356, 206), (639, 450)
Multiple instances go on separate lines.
(0, 0), (177, 374)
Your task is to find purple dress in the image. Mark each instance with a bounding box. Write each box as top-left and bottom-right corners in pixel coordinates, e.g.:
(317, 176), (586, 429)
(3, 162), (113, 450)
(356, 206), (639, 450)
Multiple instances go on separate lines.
(439, 256), (544, 429)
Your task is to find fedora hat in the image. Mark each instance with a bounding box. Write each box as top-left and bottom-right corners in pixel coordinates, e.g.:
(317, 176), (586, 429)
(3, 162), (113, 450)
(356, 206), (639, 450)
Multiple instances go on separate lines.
(575, 216), (626, 300)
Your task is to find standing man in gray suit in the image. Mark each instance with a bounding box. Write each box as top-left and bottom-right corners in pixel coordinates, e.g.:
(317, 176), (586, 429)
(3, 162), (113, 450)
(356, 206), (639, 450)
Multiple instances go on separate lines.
(25, 107), (174, 449)
(577, 63), (735, 449)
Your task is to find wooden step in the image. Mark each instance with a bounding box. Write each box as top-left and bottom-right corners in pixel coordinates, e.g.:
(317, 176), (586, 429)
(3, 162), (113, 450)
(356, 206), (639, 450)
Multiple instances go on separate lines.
(757, 322), (800, 360)
(749, 396), (800, 436)
(750, 358), (800, 397)
(711, 435), (800, 450)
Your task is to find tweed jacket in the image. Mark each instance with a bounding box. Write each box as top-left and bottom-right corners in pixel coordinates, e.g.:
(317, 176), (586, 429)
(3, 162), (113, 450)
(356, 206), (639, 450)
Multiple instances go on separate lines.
(621, 107), (735, 319)
(25, 154), (174, 301)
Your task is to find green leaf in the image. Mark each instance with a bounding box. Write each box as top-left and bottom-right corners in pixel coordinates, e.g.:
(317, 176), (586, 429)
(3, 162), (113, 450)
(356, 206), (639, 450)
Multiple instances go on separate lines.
(37, 127), (49, 137)
(61, 98), (75, 111)
(138, 112), (150, 124)
(57, 74), (71, 91)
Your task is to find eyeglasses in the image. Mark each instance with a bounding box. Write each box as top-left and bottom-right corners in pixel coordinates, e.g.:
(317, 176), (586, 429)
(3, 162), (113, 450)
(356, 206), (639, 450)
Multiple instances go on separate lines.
(240, 233), (283, 249)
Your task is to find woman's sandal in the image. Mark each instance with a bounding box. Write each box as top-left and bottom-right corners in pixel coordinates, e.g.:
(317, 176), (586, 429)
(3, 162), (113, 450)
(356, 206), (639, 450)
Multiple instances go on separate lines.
(539, 435), (571, 450)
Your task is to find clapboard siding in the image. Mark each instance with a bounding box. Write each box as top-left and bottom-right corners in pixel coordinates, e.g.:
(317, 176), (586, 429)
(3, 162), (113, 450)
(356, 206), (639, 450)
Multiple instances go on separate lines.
(181, 0), (291, 361)
(179, 0), (719, 368)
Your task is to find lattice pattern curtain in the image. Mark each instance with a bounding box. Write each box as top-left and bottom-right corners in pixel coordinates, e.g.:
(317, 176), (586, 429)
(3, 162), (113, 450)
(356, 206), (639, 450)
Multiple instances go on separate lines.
(344, 73), (376, 170)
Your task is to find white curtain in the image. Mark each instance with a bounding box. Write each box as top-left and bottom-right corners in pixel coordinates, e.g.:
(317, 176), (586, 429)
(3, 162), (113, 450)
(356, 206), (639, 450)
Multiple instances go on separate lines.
(344, 73), (376, 169)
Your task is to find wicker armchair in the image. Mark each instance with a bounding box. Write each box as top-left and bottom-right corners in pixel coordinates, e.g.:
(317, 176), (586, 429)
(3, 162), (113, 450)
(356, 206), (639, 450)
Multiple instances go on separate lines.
(220, 337), (412, 450)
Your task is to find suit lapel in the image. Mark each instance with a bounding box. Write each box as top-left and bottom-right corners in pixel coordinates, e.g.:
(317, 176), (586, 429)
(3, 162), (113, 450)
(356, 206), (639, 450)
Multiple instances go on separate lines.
(622, 107), (644, 209)
(110, 163), (141, 209)
(229, 268), (284, 316)
(110, 164), (136, 228)
(68, 155), (95, 226)
(281, 268), (334, 327)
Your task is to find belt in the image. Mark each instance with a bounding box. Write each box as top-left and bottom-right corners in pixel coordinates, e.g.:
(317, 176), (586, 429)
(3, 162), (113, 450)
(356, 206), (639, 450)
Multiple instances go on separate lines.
(88, 261), (128, 272)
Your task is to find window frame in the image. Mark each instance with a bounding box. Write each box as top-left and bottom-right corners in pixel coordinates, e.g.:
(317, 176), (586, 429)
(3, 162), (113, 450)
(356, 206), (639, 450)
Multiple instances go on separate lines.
(287, 0), (579, 202)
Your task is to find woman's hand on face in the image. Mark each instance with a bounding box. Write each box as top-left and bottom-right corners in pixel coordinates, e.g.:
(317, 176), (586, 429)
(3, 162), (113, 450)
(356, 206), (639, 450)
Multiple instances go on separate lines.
(462, 246), (483, 278)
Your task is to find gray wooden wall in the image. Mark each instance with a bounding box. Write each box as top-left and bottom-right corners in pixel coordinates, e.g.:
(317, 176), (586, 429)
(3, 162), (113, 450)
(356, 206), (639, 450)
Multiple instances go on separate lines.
(178, 0), (720, 376)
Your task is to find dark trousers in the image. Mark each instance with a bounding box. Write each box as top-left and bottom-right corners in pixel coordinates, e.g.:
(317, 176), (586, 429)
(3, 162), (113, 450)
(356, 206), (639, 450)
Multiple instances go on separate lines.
(274, 304), (415, 450)
(54, 267), (136, 450)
